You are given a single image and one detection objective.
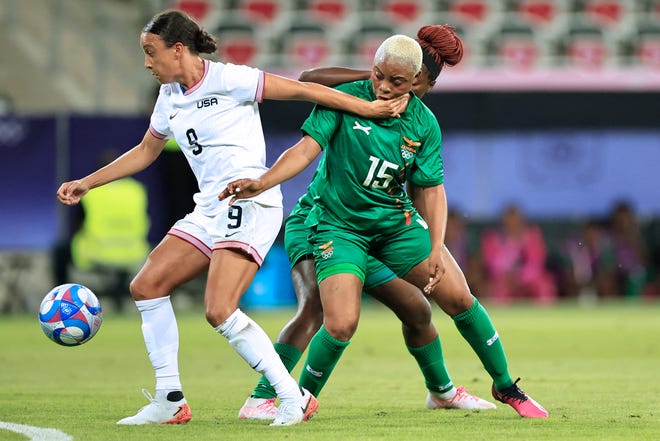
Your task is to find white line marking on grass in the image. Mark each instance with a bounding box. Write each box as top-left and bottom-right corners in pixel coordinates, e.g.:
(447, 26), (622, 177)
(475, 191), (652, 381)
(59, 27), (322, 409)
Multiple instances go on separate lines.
(0, 421), (73, 441)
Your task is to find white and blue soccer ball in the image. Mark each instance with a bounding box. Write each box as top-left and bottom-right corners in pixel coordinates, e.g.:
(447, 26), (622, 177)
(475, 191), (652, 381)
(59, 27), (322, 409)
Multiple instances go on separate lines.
(38, 283), (103, 346)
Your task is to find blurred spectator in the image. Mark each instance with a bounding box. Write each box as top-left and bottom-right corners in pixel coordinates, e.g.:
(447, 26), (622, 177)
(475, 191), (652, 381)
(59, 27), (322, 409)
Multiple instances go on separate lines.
(558, 218), (619, 302)
(52, 150), (151, 312)
(642, 218), (660, 299)
(481, 204), (557, 305)
(445, 209), (470, 268)
(444, 209), (486, 298)
(0, 93), (13, 115)
(609, 201), (648, 298)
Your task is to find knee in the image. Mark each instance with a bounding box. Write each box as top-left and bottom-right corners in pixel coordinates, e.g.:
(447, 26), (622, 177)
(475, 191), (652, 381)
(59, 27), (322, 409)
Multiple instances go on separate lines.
(205, 304), (237, 328)
(323, 319), (358, 342)
(129, 272), (175, 301)
(400, 302), (432, 332)
(430, 286), (474, 316)
(391, 291), (433, 330)
(129, 275), (153, 301)
(295, 297), (324, 331)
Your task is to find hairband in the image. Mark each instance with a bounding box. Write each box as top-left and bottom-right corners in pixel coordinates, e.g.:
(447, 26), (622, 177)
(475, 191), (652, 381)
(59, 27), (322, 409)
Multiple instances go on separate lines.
(421, 48), (441, 80)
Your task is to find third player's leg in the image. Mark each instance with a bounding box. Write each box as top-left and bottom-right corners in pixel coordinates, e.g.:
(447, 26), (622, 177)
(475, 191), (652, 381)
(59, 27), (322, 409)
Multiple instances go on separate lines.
(367, 278), (437, 347)
(404, 245), (474, 316)
(275, 258), (324, 350)
(366, 264), (496, 411)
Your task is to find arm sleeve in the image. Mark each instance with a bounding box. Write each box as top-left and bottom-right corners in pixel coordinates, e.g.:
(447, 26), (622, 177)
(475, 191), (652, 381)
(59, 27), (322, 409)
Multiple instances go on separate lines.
(149, 85), (172, 139)
(300, 105), (341, 151)
(221, 63), (264, 103)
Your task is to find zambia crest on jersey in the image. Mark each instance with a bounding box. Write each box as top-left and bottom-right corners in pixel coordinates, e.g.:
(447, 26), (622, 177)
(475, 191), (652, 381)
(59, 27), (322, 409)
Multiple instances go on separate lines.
(318, 240), (334, 260)
(400, 136), (420, 160)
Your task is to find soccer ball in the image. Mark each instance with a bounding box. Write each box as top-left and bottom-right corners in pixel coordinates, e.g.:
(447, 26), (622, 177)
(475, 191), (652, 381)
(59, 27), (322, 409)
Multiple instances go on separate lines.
(38, 283), (103, 346)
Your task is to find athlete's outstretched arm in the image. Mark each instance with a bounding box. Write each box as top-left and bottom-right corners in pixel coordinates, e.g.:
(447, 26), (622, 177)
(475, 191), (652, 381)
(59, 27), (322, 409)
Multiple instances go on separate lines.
(298, 67), (370, 88)
(57, 130), (166, 205)
(219, 135), (322, 205)
(263, 72), (407, 119)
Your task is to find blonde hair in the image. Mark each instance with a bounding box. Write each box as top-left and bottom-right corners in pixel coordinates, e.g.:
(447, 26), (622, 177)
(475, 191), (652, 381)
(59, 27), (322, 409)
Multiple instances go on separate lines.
(374, 35), (423, 75)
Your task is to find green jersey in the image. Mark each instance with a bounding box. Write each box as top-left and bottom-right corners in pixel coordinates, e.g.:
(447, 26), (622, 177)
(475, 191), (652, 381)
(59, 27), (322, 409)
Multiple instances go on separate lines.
(301, 80), (444, 232)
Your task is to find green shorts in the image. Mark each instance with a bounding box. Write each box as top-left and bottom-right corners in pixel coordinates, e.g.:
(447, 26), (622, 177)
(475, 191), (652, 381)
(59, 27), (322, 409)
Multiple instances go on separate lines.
(310, 212), (431, 285)
(285, 203), (397, 288)
(364, 259), (396, 290)
(283, 208), (313, 270)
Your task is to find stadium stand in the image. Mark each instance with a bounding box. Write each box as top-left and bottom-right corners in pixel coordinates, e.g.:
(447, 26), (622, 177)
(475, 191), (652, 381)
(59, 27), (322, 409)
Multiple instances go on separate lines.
(5, 0), (660, 112)
(214, 21), (263, 65)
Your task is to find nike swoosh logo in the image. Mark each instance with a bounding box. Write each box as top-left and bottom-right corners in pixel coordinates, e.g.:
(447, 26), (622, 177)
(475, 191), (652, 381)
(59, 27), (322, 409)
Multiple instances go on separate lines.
(169, 111), (179, 120)
(224, 231), (240, 238)
(299, 386), (310, 415)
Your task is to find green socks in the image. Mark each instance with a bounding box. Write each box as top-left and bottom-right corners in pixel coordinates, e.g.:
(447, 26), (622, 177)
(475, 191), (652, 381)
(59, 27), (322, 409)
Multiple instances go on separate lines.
(251, 342), (303, 399)
(298, 326), (350, 397)
(452, 296), (513, 390)
(251, 296), (513, 400)
(407, 336), (454, 393)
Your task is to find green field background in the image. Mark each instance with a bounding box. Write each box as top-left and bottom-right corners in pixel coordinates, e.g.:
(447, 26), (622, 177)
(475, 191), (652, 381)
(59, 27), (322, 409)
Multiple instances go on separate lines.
(1, 301), (659, 440)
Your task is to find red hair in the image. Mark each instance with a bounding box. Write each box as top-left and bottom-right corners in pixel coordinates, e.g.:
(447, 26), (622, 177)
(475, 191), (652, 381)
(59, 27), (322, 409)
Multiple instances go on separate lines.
(417, 25), (464, 79)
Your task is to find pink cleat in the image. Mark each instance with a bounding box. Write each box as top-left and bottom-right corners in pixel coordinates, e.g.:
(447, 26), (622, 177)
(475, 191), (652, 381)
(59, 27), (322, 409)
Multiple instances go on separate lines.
(426, 386), (497, 410)
(492, 378), (548, 418)
(238, 396), (278, 420)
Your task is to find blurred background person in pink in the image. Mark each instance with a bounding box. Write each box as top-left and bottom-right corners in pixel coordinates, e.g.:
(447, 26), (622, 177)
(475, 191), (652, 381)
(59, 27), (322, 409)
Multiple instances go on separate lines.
(481, 204), (557, 305)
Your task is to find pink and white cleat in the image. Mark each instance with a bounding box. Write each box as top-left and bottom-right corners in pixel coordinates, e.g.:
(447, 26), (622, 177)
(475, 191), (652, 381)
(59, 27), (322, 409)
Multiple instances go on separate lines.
(238, 396), (278, 420)
(426, 386), (497, 410)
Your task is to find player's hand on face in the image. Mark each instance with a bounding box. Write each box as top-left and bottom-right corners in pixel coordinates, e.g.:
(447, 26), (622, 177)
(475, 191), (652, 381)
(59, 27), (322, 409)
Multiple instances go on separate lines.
(218, 178), (264, 205)
(390, 93), (410, 117)
(369, 93), (410, 118)
(423, 246), (446, 295)
(56, 180), (90, 205)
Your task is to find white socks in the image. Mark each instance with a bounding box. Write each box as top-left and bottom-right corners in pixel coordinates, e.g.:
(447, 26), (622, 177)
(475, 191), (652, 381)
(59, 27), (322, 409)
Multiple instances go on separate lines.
(435, 387), (458, 401)
(135, 296), (181, 394)
(216, 309), (300, 403)
(134, 300), (299, 404)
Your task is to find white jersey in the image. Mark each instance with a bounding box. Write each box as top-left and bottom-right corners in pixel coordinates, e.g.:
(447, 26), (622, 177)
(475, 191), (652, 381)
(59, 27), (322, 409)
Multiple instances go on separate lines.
(149, 59), (282, 216)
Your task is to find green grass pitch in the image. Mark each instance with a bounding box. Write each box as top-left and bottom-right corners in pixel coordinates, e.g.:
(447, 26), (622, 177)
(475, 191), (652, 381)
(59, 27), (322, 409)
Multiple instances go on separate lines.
(1, 301), (659, 440)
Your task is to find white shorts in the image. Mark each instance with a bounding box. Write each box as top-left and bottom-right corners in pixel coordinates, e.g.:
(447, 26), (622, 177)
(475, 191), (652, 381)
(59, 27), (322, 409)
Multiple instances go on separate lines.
(168, 200), (283, 267)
